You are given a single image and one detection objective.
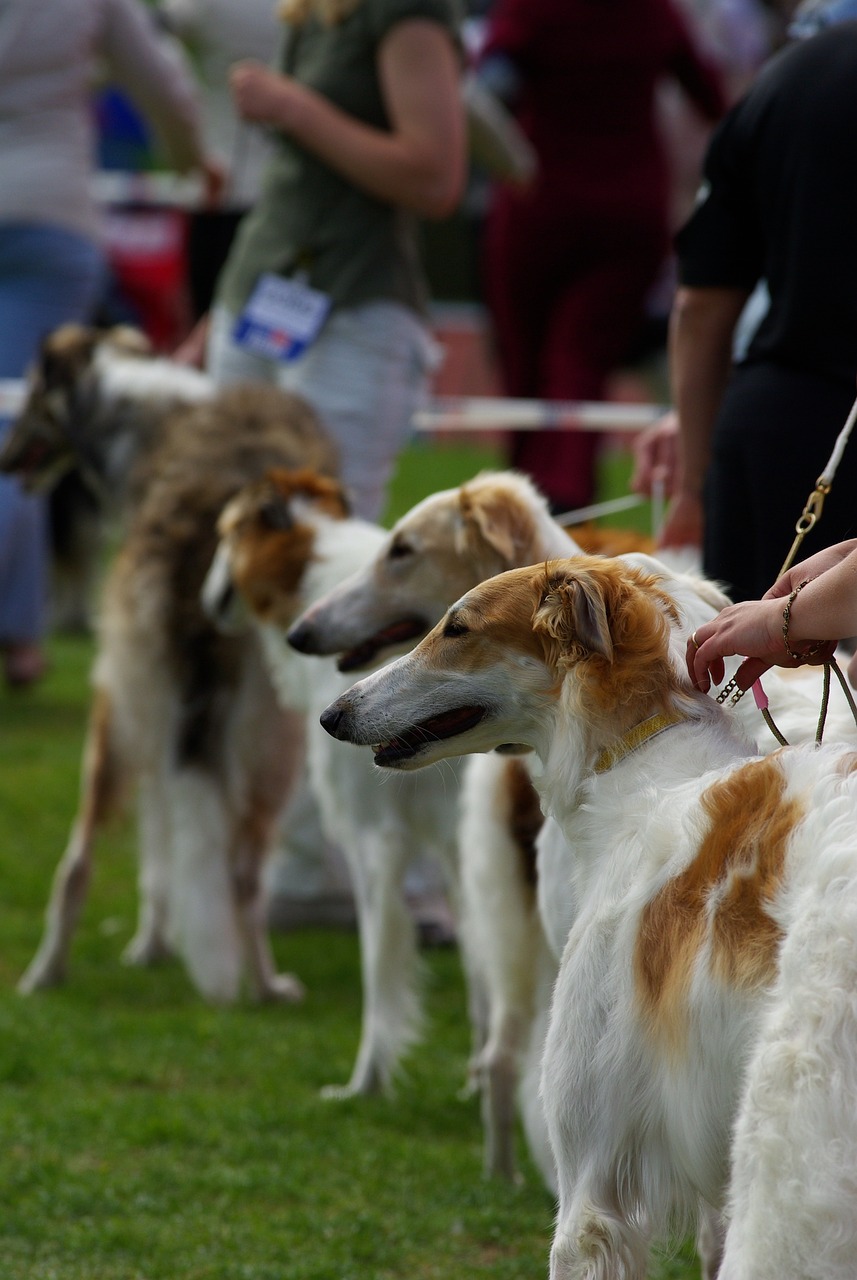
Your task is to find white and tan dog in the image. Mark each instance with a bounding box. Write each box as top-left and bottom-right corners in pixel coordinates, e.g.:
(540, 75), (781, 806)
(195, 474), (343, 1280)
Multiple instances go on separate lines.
(322, 555), (857, 1280)
(285, 470), (856, 1211)
(288, 471), (578, 1183)
(12, 326), (338, 1005)
(202, 468), (464, 1097)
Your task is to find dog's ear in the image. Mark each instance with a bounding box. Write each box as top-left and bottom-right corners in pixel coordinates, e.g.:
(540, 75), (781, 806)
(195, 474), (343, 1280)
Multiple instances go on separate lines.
(266, 468), (350, 520)
(534, 566), (613, 663)
(457, 479), (536, 567)
(38, 324), (99, 391)
(106, 326), (154, 359)
(259, 491), (294, 531)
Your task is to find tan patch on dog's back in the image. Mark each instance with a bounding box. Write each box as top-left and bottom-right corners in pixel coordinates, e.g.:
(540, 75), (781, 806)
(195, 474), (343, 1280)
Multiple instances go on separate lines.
(635, 755), (800, 1052)
(568, 523), (655, 558)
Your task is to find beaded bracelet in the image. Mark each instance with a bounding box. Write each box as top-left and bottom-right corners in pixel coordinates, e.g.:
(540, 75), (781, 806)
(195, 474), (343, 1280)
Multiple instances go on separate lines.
(781, 579), (826, 662)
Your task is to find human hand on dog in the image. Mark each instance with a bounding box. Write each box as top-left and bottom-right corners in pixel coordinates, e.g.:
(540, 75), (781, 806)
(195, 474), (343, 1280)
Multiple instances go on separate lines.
(688, 594), (837, 693)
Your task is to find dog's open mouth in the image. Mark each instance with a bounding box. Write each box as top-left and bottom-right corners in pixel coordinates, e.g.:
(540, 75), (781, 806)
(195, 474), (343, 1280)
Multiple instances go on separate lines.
(337, 617), (427, 673)
(373, 705), (486, 766)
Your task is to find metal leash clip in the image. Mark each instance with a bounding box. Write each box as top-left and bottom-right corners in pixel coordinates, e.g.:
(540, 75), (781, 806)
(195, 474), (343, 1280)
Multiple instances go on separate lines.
(715, 677), (745, 708)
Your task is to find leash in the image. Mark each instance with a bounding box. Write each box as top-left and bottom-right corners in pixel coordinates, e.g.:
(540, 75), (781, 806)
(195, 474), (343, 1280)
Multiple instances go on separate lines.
(777, 392), (857, 579)
(716, 391), (857, 745)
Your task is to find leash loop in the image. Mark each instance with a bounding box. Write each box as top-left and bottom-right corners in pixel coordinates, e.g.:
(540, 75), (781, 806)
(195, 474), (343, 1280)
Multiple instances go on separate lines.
(778, 479), (830, 580)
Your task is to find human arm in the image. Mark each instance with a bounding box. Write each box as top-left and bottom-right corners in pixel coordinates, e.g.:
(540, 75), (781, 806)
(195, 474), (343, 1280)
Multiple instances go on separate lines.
(100, 0), (223, 198)
(687, 539), (857, 692)
(657, 284), (750, 549)
(228, 18), (466, 218)
(630, 411), (680, 498)
(172, 313), (209, 367)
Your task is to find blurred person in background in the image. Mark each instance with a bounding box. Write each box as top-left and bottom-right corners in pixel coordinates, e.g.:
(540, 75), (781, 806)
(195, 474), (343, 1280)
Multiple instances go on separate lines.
(156, 0), (281, 319)
(199, 0), (466, 930)
(475, 0), (727, 516)
(633, 2), (857, 603)
(0, 0), (219, 688)
(204, 0), (466, 524)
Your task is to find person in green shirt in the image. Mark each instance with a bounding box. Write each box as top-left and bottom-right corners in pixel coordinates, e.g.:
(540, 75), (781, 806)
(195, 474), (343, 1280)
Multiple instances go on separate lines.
(195, 0), (465, 933)
(206, 0), (466, 521)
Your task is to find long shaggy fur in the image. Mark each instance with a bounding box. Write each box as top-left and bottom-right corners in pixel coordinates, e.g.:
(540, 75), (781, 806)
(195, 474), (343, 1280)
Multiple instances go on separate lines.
(13, 326), (337, 1003)
(202, 469), (463, 1094)
(322, 555), (857, 1280)
(286, 468), (857, 1222)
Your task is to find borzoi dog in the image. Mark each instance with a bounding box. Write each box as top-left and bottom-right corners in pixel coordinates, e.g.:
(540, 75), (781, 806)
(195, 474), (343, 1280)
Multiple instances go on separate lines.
(322, 555), (857, 1280)
(0, 324), (213, 503)
(287, 470), (578, 1179)
(8, 325), (338, 1004)
(285, 469), (856, 1207)
(202, 468), (463, 1096)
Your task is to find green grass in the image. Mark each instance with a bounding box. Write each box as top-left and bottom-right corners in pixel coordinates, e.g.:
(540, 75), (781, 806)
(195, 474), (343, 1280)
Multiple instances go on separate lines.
(0, 442), (692, 1280)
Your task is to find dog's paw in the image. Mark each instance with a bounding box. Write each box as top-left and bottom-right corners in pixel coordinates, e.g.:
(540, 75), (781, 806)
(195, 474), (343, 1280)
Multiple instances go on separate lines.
(261, 972), (306, 1003)
(320, 1062), (386, 1100)
(18, 950), (66, 994)
(121, 932), (173, 967)
(319, 1081), (363, 1101)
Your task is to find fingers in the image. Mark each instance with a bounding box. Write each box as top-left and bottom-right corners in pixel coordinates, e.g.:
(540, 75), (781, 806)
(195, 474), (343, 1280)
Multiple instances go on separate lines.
(686, 629), (718, 692)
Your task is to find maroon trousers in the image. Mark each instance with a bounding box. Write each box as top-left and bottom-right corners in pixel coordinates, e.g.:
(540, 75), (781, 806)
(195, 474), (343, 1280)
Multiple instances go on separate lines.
(483, 187), (667, 510)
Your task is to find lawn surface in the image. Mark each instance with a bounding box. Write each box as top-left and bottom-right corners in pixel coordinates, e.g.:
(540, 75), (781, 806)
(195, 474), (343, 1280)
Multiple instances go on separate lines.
(0, 440), (696, 1279)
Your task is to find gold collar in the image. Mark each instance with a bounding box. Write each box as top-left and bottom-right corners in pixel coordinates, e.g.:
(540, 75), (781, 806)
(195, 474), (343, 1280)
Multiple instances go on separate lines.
(593, 710), (688, 775)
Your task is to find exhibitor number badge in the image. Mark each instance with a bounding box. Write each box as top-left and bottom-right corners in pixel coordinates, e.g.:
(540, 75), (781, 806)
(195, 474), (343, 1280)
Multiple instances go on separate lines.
(233, 272), (331, 363)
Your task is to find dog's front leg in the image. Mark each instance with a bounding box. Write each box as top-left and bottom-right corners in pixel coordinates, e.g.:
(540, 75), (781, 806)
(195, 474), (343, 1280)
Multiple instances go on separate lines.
(231, 812), (305, 1006)
(542, 923), (652, 1280)
(322, 823), (420, 1098)
(19, 689), (125, 993)
(122, 768), (173, 966)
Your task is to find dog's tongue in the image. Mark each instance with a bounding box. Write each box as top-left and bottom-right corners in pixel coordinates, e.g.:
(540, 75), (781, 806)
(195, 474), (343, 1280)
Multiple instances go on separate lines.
(337, 617), (426, 672)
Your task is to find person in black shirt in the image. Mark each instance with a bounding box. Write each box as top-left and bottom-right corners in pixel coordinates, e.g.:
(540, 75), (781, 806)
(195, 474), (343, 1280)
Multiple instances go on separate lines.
(634, 12), (857, 602)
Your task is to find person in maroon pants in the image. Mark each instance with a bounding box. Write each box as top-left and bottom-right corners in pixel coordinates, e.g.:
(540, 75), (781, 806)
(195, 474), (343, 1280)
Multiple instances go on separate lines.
(478, 0), (727, 512)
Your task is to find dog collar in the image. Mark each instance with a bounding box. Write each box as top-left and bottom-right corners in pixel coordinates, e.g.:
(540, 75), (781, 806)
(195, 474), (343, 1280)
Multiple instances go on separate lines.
(593, 710), (688, 775)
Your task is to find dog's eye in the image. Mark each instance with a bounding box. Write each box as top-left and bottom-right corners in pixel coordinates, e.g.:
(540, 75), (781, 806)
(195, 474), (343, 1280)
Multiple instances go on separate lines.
(443, 618), (468, 638)
(259, 499), (293, 531)
(388, 540), (413, 560)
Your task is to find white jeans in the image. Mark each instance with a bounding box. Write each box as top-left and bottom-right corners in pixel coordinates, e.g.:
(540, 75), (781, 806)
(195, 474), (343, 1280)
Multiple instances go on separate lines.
(208, 299), (438, 521)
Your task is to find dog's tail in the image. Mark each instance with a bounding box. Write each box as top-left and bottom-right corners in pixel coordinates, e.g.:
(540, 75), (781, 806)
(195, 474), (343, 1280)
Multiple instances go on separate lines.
(167, 770), (243, 1003)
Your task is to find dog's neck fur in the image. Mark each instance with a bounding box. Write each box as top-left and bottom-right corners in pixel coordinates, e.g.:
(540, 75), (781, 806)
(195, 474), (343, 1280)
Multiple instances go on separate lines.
(259, 507), (386, 710)
(527, 502), (582, 562)
(540, 660), (753, 836)
(70, 348), (213, 504)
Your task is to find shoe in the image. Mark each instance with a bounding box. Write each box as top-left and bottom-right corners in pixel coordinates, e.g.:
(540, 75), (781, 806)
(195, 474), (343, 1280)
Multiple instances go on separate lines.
(3, 642), (48, 688)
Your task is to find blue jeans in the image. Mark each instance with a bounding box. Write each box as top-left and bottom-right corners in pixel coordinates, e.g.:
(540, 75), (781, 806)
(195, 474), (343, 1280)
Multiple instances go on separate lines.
(0, 223), (107, 644)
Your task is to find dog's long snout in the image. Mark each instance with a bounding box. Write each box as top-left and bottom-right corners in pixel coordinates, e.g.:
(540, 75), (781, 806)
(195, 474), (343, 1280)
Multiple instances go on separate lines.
(287, 616), (317, 654)
(319, 697), (349, 740)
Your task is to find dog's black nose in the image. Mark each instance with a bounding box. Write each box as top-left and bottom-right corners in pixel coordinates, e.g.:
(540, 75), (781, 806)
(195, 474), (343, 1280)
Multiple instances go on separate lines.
(319, 702), (345, 738)
(287, 618), (315, 653)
